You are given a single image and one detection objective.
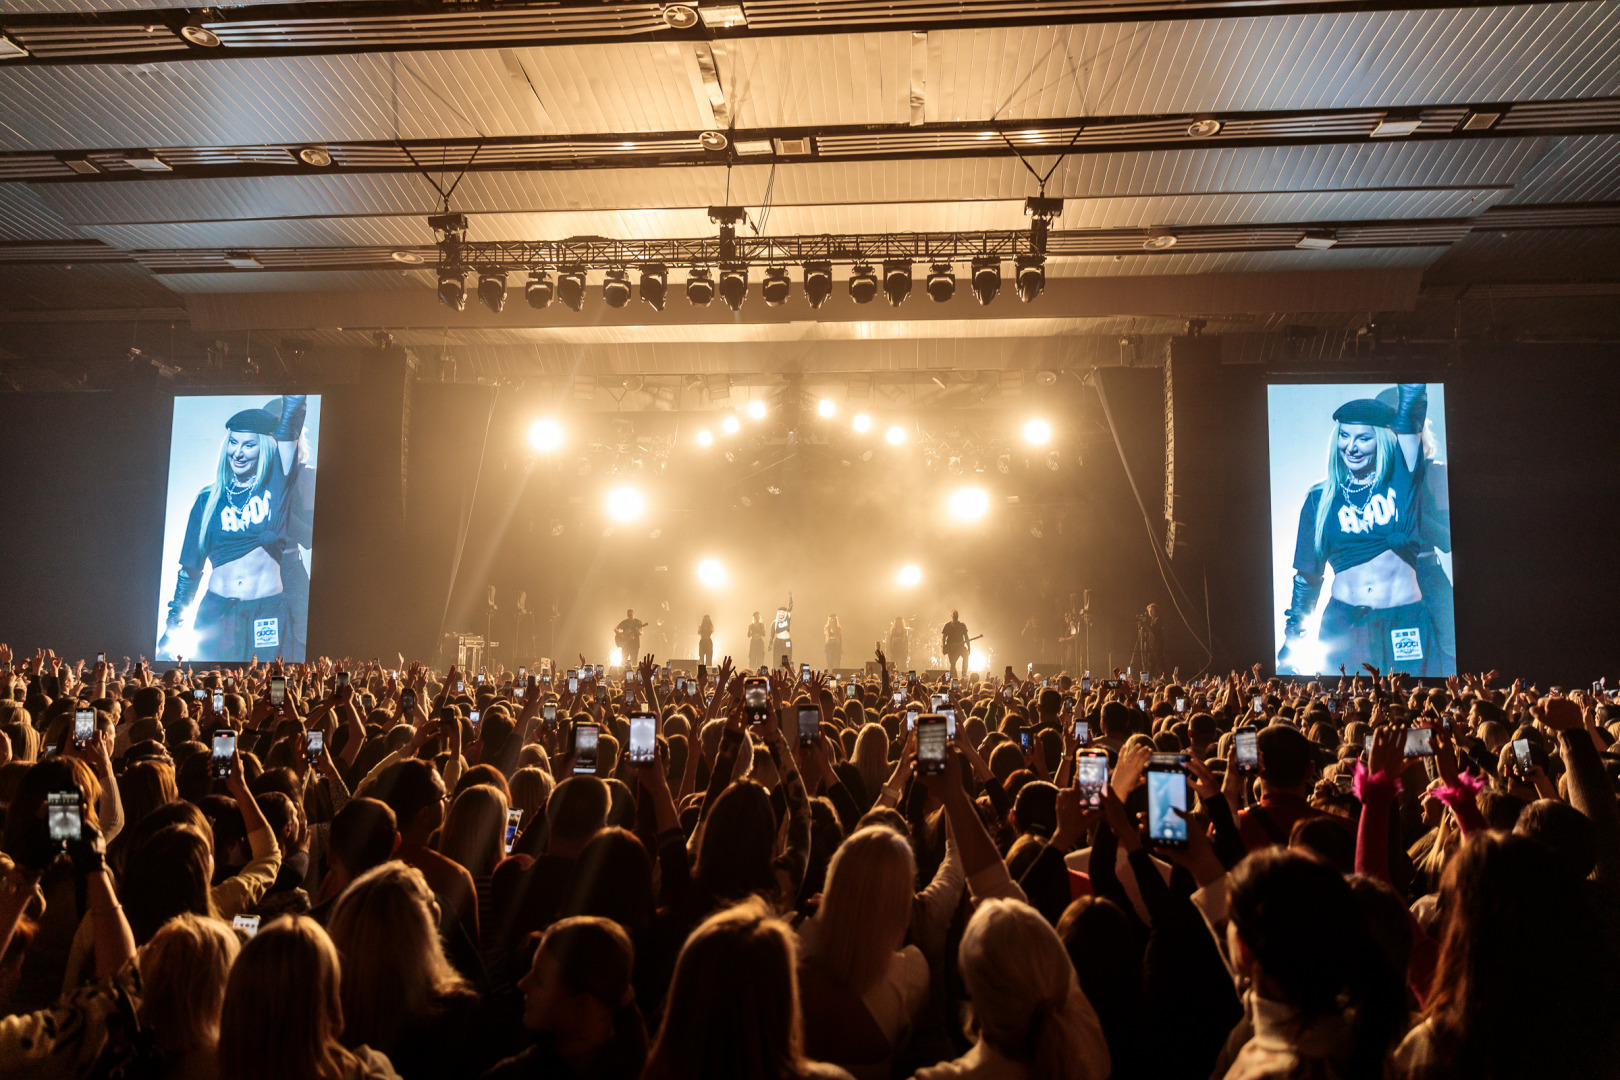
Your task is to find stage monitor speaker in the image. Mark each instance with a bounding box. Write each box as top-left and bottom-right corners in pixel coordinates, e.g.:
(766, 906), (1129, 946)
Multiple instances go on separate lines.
(1028, 663), (1066, 678)
(924, 669), (948, 681)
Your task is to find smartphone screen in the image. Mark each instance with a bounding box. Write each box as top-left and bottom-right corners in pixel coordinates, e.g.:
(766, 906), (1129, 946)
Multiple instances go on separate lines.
(917, 714), (947, 775)
(518, 667), (526, 680)
(212, 730), (237, 778)
(799, 706), (821, 748)
(846, 684), (858, 698)
(305, 729), (324, 763)
(1146, 761), (1189, 847)
(96, 651), (105, 664)
(1081, 677), (1091, 693)
(1235, 729), (1259, 773)
(676, 677), (687, 693)
(744, 677), (770, 724)
(1073, 718), (1089, 742)
(628, 711), (657, 766)
(456, 681), (465, 693)
(212, 689), (225, 712)
(892, 690), (904, 706)
(905, 708), (918, 731)
(1137, 698), (1148, 711)
(73, 708), (95, 748)
(336, 671), (351, 689)
(941, 707), (956, 739)
(930, 693), (948, 712)
(468, 710), (482, 733)
(1251, 696), (1263, 714)
(544, 703), (558, 724)
(1175, 697), (1186, 713)
(1512, 737), (1533, 775)
(1075, 751), (1108, 808)
(270, 676), (286, 705)
(1019, 729), (1033, 752)
(568, 677), (579, 694)
(232, 914), (261, 937)
(47, 791), (81, 842)
(595, 686), (608, 704)
(1404, 727), (1435, 758)
(401, 689), (417, 711)
(801, 663), (810, 682)
(504, 808), (523, 854)
(574, 723), (600, 774)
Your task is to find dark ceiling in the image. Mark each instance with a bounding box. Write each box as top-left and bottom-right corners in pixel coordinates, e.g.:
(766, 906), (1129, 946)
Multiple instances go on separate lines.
(1, 0), (1617, 394)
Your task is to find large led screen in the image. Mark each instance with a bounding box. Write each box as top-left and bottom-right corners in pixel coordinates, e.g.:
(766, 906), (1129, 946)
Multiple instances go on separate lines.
(155, 394), (321, 662)
(1268, 383), (1454, 677)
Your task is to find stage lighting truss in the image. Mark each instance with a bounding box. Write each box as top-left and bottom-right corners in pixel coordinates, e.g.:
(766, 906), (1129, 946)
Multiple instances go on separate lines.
(430, 208), (1061, 315)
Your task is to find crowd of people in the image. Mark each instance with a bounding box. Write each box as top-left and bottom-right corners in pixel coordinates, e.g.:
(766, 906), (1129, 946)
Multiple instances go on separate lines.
(0, 639), (1617, 1080)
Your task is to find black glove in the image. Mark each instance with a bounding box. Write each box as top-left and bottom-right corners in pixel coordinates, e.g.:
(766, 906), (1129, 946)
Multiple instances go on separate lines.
(1277, 572), (1323, 670)
(1393, 384), (1428, 435)
(272, 394), (308, 443)
(166, 566), (199, 630)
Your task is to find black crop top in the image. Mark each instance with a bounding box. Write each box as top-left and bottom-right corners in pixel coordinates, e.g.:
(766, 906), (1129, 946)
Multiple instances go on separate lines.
(1293, 452), (1423, 578)
(179, 457), (303, 574)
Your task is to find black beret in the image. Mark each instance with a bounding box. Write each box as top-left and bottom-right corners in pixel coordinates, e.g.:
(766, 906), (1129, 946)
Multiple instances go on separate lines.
(1332, 398), (1395, 427)
(225, 408), (277, 434)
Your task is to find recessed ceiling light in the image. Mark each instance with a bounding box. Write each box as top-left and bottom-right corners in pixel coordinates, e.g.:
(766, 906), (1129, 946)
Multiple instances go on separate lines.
(1143, 234), (1178, 250)
(661, 4), (699, 28)
(1461, 110), (1502, 131)
(0, 34), (31, 59)
(224, 252), (261, 269)
(733, 139), (773, 155)
(122, 154), (172, 172)
(63, 159), (100, 174)
(1186, 118), (1222, 137)
(298, 146), (332, 166)
(698, 130), (729, 152)
(697, 3), (747, 27)
(1371, 118), (1422, 138)
(391, 250), (425, 265)
(180, 25), (221, 47)
(1295, 232), (1339, 250)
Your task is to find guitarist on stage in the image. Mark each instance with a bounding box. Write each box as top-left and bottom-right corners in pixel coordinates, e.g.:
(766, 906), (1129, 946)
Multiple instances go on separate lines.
(942, 610), (972, 680)
(615, 609), (647, 667)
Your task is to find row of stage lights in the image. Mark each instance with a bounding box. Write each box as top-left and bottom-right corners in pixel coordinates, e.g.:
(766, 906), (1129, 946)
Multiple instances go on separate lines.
(441, 257), (1046, 314)
(586, 481), (997, 527)
(693, 556), (943, 593)
(529, 411), (1053, 454)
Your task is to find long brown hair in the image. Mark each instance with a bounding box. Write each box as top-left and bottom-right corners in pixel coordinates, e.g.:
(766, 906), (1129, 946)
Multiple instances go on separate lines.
(327, 862), (469, 1056)
(218, 916), (360, 1080)
(643, 898), (809, 1080)
(139, 913), (240, 1062)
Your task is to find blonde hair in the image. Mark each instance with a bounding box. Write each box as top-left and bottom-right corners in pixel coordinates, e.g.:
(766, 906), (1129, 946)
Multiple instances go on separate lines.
(1313, 422), (1399, 560)
(803, 826), (915, 996)
(508, 766), (554, 824)
(437, 783), (508, 880)
(201, 429), (278, 551)
(327, 862), (470, 1056)
(218, 916), (359, 1080)
(139, 913), (240, 1061)
(959, 899), (1109, 1080)
(853, 723), (890, 804)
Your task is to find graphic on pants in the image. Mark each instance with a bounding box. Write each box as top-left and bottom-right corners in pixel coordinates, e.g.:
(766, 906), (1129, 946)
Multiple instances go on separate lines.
(1267, 382), (1456, 677)
(155, 394), (321, 662)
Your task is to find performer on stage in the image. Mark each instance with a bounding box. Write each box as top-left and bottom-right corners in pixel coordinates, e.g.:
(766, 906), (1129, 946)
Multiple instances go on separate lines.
(941, 610), (970, 680)
(161, 394), (310, 661)
(615, 609), (647, 666)
(824, 614), (843, 670)
(1132, 604), (1163, 675)
(697, 614), (715, 667)
(886, 616), (910, 671)
(771, 593), (794, 669)
(1279, 384), (1441, 675)
(747, 612), (767, 670)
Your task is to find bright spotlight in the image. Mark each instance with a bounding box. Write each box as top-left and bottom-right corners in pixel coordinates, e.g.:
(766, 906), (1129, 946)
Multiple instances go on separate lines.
(746, 400), (767, 421)
(605, 485), (646, 522)
(721, 415), (741, 435)
(947, 486), (990, 522)
(696, 558), (727, 588)
(817, 398), (837, 418)
(897, 564), (923, 588)
(695, 428), (714, 447)
(852, 413), (873, 434)
(968, 650), (989, 673)
(527, 418), (563, 453)
(609, 647), (624, 667)
(884, 425), (906, 445)
(1022, 418), (1052, 446)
